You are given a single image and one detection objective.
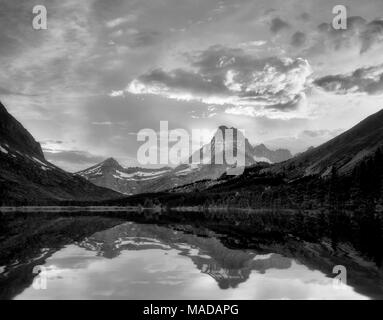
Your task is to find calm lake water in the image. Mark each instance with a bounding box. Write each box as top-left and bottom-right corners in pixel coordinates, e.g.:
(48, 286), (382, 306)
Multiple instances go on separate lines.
(0, 214), (382, 300)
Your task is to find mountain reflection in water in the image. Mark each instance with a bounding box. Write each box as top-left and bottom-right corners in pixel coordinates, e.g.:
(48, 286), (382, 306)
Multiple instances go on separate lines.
(0, 214), (382, 300)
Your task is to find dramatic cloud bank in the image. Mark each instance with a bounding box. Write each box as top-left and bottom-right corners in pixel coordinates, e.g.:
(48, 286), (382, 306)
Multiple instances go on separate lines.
(127, 46), (313, 117)
(2, 0), (383, 170)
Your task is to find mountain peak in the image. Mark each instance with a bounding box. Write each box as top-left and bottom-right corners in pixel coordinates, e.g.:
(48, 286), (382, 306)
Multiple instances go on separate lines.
(213, 126), (244, 142)
(254, 143), (267, 151)
(217, 125), (230, 131)
(216, 125), (239, 134)
(102, 157), (121, 167)
(253, 143), (292, 163)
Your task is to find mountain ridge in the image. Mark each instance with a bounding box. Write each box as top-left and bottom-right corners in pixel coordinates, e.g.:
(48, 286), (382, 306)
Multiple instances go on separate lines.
(107, 108), (383, 197)
(78, 126), (292, 195)
(268, 108), (383, 179)
(0, 101), (44, 161)
(0, 101), (122, 204)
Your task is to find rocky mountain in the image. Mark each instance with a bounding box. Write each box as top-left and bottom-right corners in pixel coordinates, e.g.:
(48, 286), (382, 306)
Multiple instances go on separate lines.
(0, 102), (44, 160)
(78, 126), (292, 195)
(77, 158), (173, 195)
(253, 144), (292, 163)
(128, 108), (383, 195)
(189, 126), (255, 166)
(87, 108), (383, 197)
(0, 101), (121, 204)
(268, 108), (383, 179)
(77, 156), (227, 195)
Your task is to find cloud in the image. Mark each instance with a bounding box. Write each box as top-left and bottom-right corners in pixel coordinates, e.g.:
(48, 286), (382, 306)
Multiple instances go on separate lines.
(300, 129), (344, 139)
(360, 19), (383, 53)
(291, 32), (306, 47)
(110, 29), (161, 48)
(0, 86), (35, 96)
(314, 64), (383, 95)
(299, 12), (310, 22)
(270, 18), (290, 33)
(91, 121), (114, 125)
(316, 17), (383, 54)
(106, 15), (136, 28)
(127, 45), (313, 118)
(40, 140), (64, 145)
(109, 90), (124, 97)
(0, 33), (22, 57)
(224, 93), (309, 120)
(0, 0), (98, 99)
(317, 16), (366, 34)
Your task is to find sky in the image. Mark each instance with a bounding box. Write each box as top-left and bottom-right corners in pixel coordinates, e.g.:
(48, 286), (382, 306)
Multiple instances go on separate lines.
(1, 0), (383, 172)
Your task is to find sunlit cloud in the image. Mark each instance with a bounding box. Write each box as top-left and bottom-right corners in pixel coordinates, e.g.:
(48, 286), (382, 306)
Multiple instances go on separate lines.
(109, 90), (124, 97)
(315, 64), (383, 95)
(127, 46), (313, 118)
(106, 15), (137, 28)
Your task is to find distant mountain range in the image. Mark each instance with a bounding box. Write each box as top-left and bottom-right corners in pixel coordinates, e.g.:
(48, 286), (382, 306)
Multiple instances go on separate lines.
(2, 96), (382, 205)
(77, 158), (173, 195)
(77, 126), (292, 195)
(101, 108), (383, 199)
(0, 101), (121, 204)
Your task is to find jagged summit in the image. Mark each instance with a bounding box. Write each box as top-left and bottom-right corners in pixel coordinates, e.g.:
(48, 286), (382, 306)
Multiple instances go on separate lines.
(214, 125), (243, 137)
(255, 143), (267, 150)
(101, 157), (122, 168)
(217, 125), (229, 130)
(253, 143), (292, 163)
(76, 157), (173, 195)
(211, 126), (248, 148)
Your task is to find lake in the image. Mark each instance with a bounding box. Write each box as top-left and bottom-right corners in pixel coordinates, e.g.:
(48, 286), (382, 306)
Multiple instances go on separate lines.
(0, 212), (382, 300)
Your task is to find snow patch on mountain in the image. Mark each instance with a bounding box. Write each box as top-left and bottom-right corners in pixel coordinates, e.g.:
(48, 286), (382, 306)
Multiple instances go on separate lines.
(115, 170), (136, 179)
(0, 145), (8, 154)
(253, 156), (272, 163)
(134, 170), (170, 177)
